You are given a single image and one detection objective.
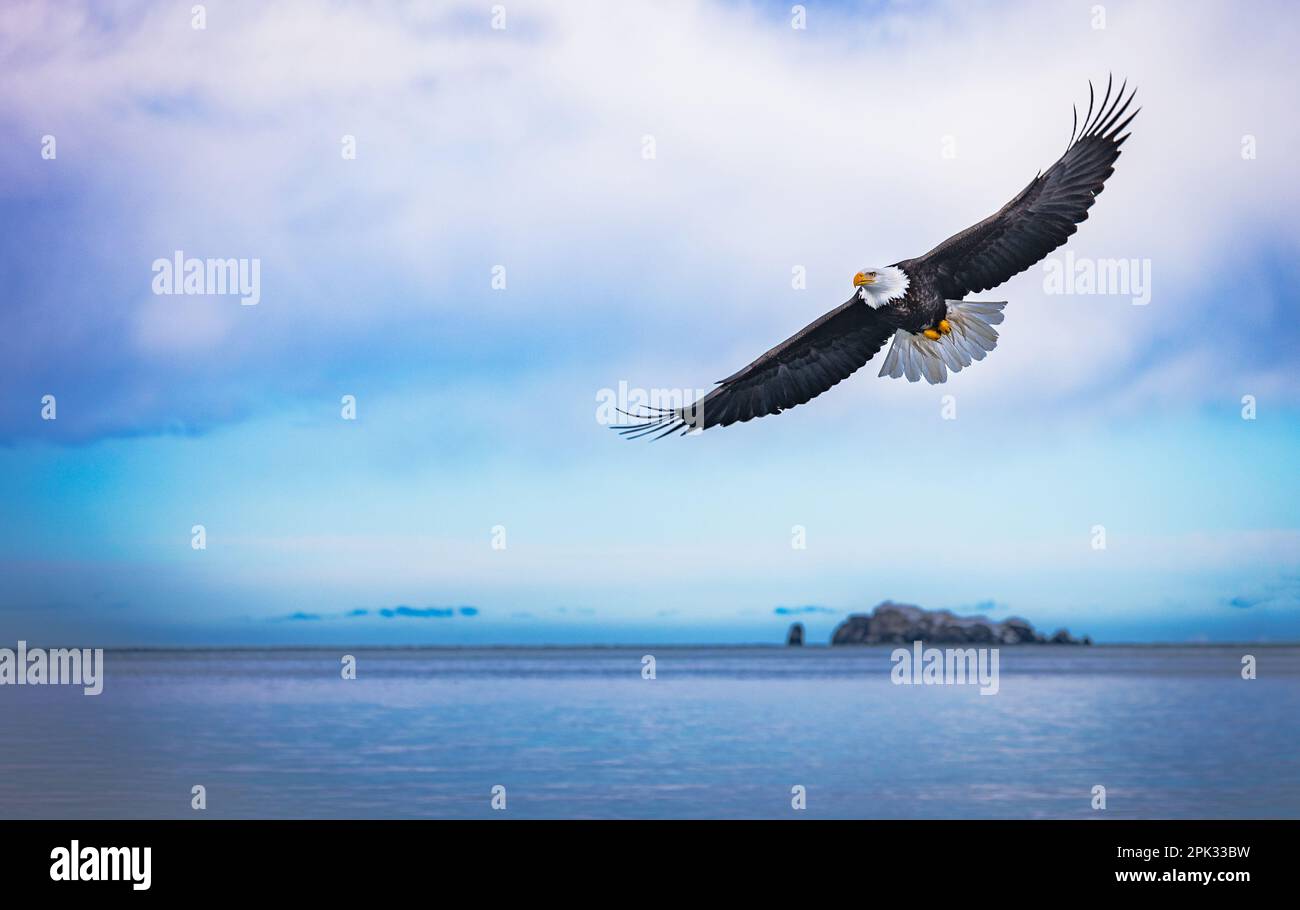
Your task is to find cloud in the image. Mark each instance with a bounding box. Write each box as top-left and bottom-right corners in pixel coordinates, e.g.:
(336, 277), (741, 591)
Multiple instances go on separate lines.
(375, 606), (474, 619)
(1, 0), (1297, 445)
(272, 605), (478, 621)
(2, 1), (1297, 646)
(958, 600), (1006, 615)
(1226, 576), (1300, 611)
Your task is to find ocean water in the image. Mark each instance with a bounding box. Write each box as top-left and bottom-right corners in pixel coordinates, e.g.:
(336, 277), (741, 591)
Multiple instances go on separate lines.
(1, 645), (1297, 819)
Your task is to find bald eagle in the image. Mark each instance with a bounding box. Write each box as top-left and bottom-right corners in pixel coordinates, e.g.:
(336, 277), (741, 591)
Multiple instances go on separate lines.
(615, 78), (1138, 439)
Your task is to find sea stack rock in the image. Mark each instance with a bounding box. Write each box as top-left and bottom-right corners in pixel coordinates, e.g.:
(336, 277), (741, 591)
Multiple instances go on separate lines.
(830, 601), (1090, 645)
(786, 622), (805, 646)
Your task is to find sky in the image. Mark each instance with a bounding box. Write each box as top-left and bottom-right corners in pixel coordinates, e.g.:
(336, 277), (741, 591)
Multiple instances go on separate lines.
(1, 0), (1297, 646)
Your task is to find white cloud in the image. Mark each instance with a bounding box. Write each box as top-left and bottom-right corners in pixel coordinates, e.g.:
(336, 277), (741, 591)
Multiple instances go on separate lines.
(0, 0), (1297, 443)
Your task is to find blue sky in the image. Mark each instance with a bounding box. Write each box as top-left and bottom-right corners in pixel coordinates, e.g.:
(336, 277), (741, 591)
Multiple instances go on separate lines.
(1, 0), (1297, 645)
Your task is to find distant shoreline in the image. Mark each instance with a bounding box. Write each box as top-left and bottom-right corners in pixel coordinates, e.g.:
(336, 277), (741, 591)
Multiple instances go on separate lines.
(76, 641), (1300, 653)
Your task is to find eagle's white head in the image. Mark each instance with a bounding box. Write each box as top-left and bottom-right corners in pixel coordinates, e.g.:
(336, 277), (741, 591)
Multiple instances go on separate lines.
(853, 265), (909, 309)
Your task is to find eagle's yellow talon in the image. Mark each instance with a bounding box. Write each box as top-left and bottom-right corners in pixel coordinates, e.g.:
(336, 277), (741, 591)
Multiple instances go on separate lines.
(922, 328), (941, 341)
(938, 319), (951, 335)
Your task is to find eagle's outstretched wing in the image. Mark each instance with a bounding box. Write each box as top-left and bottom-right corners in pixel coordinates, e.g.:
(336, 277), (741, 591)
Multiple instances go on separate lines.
(613, 296), (893, 439)
(907, 76), (1139, 298)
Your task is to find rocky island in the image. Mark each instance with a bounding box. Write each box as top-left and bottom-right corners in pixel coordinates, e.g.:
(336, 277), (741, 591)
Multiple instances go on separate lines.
(830, 601), (1091, 646)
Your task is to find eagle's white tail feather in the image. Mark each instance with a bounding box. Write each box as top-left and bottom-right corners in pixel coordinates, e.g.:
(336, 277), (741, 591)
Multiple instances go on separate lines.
(878, 300), (1007, 384)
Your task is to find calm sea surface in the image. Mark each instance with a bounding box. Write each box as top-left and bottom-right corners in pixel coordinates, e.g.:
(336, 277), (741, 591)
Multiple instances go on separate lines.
(2, 646), (1297, 819)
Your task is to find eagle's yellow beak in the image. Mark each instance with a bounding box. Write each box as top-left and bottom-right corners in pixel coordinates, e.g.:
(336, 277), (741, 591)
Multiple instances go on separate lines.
(853, 271), (874, 287)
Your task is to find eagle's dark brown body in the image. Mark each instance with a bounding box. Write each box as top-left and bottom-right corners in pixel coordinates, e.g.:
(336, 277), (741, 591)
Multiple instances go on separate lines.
(878, 262), (948, 335)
